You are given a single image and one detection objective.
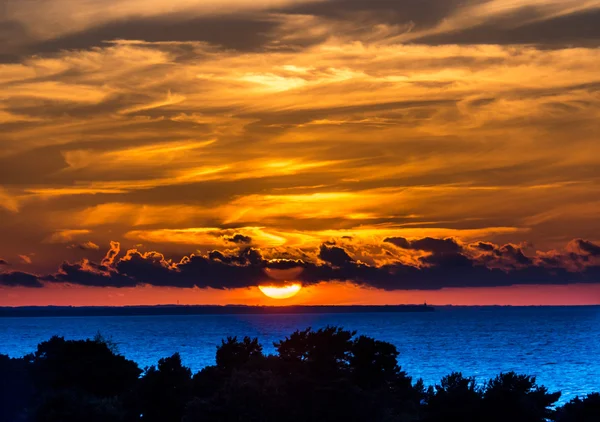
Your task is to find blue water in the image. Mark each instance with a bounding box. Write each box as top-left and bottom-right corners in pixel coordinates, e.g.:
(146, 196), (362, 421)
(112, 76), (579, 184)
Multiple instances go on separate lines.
(1, 306), (598, 403)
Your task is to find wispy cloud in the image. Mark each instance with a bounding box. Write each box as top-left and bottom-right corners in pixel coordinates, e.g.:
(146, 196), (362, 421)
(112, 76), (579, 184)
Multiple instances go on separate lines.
(0, 0), (599, 301)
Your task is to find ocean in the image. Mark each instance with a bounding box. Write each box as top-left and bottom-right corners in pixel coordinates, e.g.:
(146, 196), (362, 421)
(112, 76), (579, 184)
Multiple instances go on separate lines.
(1, 306), (598, 403)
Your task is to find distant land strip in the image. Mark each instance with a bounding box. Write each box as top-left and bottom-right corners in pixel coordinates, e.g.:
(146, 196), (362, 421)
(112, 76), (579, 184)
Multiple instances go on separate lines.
(0, 304), (434, 318)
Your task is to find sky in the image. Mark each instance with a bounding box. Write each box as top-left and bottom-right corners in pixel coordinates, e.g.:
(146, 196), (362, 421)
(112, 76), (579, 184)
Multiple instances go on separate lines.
(1, 0), (599, 306)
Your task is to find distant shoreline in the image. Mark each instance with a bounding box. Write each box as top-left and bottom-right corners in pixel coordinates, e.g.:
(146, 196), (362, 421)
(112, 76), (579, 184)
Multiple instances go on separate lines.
(0, 304), (435, 318)
(1, 304), (597, 318)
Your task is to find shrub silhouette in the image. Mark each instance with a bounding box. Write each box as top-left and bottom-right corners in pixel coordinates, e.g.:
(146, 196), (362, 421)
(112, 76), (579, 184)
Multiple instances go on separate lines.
(32, 390), (127, 422)
(423, 372), (483, 422)
(275, 326), (355, 375)
(22, 336), (141, 422)
(185, 368), (290, 422)
(215, 336), (263, 371)
(28, 336), (141, 397)
(0, 354), (33, 422)
(555, 393), (600, 422)
(482, 372), (561, 422)
(0, 327), (594, 422)
(136, 353), (192, 422)
(350, 335), (401, 388)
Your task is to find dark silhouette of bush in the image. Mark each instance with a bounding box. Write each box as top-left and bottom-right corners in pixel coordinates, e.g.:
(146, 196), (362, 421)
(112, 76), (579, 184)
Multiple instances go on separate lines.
(275, 326), (355, 376)
(0, 354), (33, 422)
(136, 353), (192, 422)
(28, 336), (141, 398)
(185, 368), (290, 422)
(186, 326), (423, 422)
(215, 336), (263, 371)
(555, 393), (600, 422)
(423, 372), (483, 422)
(191, 365), (223, 399)
(0, 327), (596, 422)
(482, 372), (561, 422)
(350, 335), (401, 388)
(21, 335), (141, 422)
(32, 390), (127, 422)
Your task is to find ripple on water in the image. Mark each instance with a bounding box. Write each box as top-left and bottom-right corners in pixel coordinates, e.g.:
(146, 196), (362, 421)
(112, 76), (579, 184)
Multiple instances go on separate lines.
(1, 306), (599, 403)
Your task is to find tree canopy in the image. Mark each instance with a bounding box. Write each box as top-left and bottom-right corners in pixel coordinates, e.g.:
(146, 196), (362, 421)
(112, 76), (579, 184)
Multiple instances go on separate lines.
(0, 326), (596, 422)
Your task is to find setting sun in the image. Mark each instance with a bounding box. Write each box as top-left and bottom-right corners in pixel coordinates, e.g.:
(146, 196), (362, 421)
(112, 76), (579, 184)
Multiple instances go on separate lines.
(258, 284), (302, 300)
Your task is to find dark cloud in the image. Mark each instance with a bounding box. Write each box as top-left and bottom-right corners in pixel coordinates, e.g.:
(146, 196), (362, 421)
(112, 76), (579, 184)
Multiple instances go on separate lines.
(0, 19), (32, 62)
(114, 248), (266, 289)
(384, 237), (462, 254)
(2, 0), (598, 66)
(47, 259), (136, 287)
(280, 0), (474, 30)
(0, 145), (74, 185)
(0, 259), (8, 266)
(280, 0), (600, 48)
(207, 248), (263, 266)
(497, 244), (532, 266)
(0, 271), (44, 288)
(411, 237), (463, 254)
(420, 251), (473, 268)
(414, 8), (600, 47)
(473, 242), (496, 252)
(572, 239), (600, 257)
(224, 234), (252, 244)
(470, 242), (534, 270)
(319, 244), (354, 266)
(383, 237), (411, 249)
(8, 238), (600, 291)
(9, 13), (281, 60)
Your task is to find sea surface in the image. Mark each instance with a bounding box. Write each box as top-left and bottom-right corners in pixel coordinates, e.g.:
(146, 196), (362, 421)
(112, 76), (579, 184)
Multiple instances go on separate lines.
(1, 306), (598, 403)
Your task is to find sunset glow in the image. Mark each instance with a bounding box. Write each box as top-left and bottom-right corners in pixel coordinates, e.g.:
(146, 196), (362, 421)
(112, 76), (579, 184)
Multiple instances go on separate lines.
(258, 284), (303, 300)
(1, 0), (599, 305)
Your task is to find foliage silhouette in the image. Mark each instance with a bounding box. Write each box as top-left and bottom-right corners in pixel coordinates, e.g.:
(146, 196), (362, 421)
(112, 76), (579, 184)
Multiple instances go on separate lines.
(0, 326), (596, 422)
(28, 336), (141, 397)
(555, 393), (600, 422)
(1, 354), (33, 422)
(350, 335), (401, 388)
(215, 336), (263, 371)
(482, 372), (561, 422)
(136, 353), (192, 422)
(275, 326), (355, 376)
(423, 372), (483, 422)
(32, 390), (127, 422)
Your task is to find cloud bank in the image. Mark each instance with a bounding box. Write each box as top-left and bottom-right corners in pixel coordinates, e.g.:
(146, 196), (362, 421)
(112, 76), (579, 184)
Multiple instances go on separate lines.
(2, 238), (599, 290)
(0, 0), (599, 302)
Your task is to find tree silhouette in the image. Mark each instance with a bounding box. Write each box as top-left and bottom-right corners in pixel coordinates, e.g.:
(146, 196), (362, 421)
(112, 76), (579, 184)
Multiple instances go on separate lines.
(555, 393), (600, 422)
(137, 353), (192, 422)
(185, 368), (289, 422)
(33, 390), (127, 422)
(350, 335), (400, 388)
(482, 372), (561, 422)
(424, 372), (483, 422)
(0, 354), (33, 422)
(28, 336), (141, 398)
(0, 328), (595, 422)
(275, 326), (355, 375)
(215, 336), (263, 371)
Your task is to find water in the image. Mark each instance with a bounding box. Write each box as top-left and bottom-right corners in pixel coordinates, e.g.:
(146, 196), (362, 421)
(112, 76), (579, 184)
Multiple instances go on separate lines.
(1, 306), (598, 403)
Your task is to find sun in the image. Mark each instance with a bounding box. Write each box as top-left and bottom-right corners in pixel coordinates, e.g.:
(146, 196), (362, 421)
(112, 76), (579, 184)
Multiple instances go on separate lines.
(258, 284), (302, 300)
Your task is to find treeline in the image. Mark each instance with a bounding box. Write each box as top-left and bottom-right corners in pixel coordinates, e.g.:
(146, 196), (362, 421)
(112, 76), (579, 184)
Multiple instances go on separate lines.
(1, 327), (598, 422)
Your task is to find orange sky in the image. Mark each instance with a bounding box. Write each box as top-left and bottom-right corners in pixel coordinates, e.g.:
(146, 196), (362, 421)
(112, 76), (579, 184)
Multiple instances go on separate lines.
(3, 283), (600, 307)
(1, 0), (600, 305)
